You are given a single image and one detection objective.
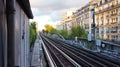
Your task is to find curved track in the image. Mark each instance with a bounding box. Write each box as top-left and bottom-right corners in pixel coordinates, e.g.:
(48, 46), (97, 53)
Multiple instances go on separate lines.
(41, 35), (80, 67)
(40, 33), (120, 67)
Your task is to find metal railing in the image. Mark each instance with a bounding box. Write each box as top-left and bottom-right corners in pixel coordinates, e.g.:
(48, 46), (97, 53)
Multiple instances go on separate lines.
(66, 37), (120, 53)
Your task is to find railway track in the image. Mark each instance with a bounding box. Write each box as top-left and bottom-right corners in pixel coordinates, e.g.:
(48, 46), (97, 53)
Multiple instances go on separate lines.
(58, 40), (120, 66)
(40, 34), (120, 67)
(41, 34), (81, 67)
(45, 37), (107, 67)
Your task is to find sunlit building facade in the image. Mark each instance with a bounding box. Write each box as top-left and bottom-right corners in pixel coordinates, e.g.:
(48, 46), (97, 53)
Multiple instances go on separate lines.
(62, 11), (75, 33)
(56, 22), (64, 30)
(95, 0), (120, 42)
(74, 1), (95, 39)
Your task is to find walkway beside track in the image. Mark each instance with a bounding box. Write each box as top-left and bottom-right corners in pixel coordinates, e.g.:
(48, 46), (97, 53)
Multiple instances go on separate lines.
(31, 37), (42, 67)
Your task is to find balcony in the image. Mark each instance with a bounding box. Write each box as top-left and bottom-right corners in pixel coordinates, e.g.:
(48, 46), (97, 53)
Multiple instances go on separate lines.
(111, 3), (120, 9)
(97, 0), (113, 7)
(99, 24), (104, 28)
(101, 23), (104, 26)
(110, 3), (120, 8)
(111, 5), (115, 8)
(111, 31), (117, 33)
(106, 22), (120, 27)
(95, 3), (120, 15)
(96, 31), (99, 33)
(106, 22), (109, 25)
(106, 31), (109, 33)
(111, 13), (117, 16)
(106, 15), (109, 17)
(111, 22), (117, 24)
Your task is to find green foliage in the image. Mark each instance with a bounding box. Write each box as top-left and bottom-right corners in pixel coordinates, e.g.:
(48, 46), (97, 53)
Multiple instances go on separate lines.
(30, 22), (37, 47)
(59, 29), (68, 39)
(44, 24), (54, 33)
(69, 26), (87, 38)
(44, 24), (87, 39)
(49, 28), (59, 34)
(44, 24), (61, 34)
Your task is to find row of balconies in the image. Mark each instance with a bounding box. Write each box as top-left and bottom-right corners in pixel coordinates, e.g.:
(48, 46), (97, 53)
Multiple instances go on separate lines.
(96, 21), (120, 26)
(75, 13), (89, 18)
(97, 0), (112, 7)
(95, 3), (120, 14)
(96, 30), (120, 34)
(96, 14), (118, 20)
(111, 22), (118, 24)
(106, 13), (118, 17)
(111, 13), (118, 16)
(105, 22), (118, 25)
(106, 31), (119, 33)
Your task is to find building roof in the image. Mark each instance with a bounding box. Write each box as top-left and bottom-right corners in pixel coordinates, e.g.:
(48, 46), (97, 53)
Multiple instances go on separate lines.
(17, 0), (33, 19)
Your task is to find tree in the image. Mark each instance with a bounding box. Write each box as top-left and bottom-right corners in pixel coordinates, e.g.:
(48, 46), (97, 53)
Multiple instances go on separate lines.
(59, 29), (68, 39)
(31, 22), (36, 30)
(30, 22), (37, 47)
(44, 24), (87, 39)
(50, 28), (58, 34)
(44, 24), (54, 33)
(69, 26), (87, 38)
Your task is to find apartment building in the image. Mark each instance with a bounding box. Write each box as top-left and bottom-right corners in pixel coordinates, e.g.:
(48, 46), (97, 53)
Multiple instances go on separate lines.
(56, 22), (64, 30)
(74, 1), (95, 40)
(62, 11), (75, 33)
(95, 0), (120, 42)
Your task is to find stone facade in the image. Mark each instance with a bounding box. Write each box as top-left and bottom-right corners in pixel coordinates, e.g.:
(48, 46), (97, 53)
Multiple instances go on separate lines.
(95, 0), (120, 42)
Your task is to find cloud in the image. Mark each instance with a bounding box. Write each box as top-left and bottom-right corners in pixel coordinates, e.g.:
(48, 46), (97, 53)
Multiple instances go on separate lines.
(29, 0), (91, 30)
(30, 0), (91, 15)
(33, 0), (90, 8)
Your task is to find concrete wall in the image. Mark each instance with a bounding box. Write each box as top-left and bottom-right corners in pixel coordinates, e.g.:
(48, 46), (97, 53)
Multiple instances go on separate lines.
(14, 1), (30, 67)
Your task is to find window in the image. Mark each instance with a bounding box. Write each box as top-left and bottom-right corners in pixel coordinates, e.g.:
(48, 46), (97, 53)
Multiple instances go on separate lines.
(100, 0), (102, 5)
(116, 9), (118, 14)
(112, 18), (114, 23)
(112, 1), (115, 6)
(116, 18), (118, 22)
(116, 0), (118, 4)
(108, 4), (110, 8)
(102, 20), (104, 25)
(105, 0), (108, 2)
(107, 11), (110, 16)
(113, 18), (115, 23)
(107, 19), (109, 24)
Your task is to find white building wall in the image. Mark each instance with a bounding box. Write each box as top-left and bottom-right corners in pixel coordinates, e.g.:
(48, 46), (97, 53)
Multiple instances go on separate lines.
(56, 23), (64, 30)
(14, 1), (30, 67)
(25, 14), (29, 67)
(14, 2), (21, 66)
(20, 8), (25, 67)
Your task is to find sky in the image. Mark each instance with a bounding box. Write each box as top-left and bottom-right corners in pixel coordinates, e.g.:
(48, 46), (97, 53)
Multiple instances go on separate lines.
(29, 0), (91, 31)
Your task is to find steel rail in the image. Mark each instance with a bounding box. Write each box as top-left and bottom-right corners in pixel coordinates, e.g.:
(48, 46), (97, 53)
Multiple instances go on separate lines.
(41, 35), (81, 67)
(39, 34), (57, 67)
(50, 37), (120, 67)
(42, 38), (66, 67)
(47, 37), (107, 67)
(45, 35), (120, 67)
